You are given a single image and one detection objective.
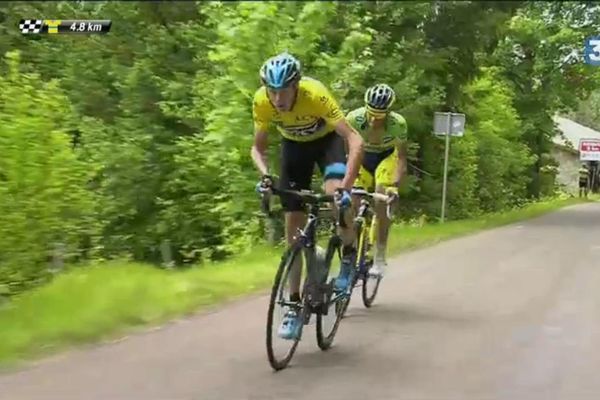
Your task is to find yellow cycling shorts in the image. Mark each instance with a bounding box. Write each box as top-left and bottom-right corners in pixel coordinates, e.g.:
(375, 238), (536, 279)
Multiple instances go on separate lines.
(355, 147), (399, 191)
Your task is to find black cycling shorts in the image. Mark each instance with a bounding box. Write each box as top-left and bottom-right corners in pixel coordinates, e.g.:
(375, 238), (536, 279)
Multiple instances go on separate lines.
(362, 147), (394, 176)
(579, 179), (588, 188)
(279, 131), (347, 212)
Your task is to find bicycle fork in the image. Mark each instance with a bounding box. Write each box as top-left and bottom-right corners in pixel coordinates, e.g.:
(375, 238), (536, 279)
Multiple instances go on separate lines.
(355, 200), (375, 278)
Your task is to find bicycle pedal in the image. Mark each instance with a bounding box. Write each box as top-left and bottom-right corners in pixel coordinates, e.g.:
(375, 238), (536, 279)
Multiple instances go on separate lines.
(314, 304), (325, 315)
(303, 311), (311, 325)
(319, 281), (333, 294)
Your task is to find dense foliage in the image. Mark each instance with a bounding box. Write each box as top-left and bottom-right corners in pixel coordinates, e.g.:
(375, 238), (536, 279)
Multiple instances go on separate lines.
(1, 1), (599, 295)
(570, 89), (600, 130)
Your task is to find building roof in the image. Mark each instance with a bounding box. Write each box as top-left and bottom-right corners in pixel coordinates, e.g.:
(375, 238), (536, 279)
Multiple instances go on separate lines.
(553, 115), (600, 152)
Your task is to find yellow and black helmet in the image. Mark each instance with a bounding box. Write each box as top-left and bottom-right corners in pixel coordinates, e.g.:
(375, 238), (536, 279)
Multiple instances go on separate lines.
(364, 83), (396, 113)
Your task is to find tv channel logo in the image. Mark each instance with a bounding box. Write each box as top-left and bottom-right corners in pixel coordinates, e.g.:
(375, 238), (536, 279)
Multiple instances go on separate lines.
(584, 36), (600, 66)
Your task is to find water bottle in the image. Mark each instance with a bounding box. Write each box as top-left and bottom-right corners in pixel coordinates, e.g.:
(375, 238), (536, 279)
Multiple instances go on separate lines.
(315, 245), (327, 282)
(313, 245), (330, 311)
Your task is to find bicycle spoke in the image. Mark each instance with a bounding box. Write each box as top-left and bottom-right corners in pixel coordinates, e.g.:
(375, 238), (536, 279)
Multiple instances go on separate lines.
(316, 236), (348, 350)
(361, 216), (382, 308)
(266, 246), (304, 371)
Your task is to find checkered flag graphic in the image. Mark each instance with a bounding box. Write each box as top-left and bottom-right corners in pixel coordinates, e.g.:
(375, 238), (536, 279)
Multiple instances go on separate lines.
(19, 19), (44, 34)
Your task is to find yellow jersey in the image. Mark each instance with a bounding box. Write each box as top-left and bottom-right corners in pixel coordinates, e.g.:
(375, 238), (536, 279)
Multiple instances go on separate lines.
(252, 77), (344, 142)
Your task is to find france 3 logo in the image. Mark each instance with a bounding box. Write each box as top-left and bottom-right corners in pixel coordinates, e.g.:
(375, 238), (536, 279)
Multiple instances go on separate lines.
(584, 36), (600, 66)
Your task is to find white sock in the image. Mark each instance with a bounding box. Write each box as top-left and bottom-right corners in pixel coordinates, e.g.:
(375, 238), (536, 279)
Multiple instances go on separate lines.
(375, 244), (386, 263)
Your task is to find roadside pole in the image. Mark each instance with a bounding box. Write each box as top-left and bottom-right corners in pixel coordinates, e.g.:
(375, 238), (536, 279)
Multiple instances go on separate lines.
(440, 113), (451, 222)
(434, 112), (466, 223)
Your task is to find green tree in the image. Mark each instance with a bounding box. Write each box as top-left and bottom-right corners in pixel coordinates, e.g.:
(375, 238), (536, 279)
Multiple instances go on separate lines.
(1, 1), (599, 294)
(0, 51), (98, 295)
(461, 67), (534, 212)
(492, 2), (600, 197)
(569, 90), (600, 131)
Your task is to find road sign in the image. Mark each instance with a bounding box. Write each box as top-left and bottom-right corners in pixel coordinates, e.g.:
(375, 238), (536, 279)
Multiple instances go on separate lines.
(579, 138), (600, 161)
(433, 112), (466, 137)
(432, 112), (467, 223)
(584, 36), (600, 66)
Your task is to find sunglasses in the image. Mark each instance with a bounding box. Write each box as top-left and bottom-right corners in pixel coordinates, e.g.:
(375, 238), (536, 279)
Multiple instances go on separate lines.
(366, 109), (388, 120)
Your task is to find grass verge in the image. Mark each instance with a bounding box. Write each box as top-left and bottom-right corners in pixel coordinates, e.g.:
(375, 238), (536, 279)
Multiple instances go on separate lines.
(0, 195), (594, 369)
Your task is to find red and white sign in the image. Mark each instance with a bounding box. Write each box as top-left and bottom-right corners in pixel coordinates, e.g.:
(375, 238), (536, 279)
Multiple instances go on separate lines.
(579, 138), (600, 161)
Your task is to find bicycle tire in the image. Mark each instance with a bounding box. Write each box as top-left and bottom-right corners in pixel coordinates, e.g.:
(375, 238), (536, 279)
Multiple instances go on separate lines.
(338, 268), (360, 319)
(362, 270), (382, 308)
(361, 217), (382, 307)
(266, 245), (304, 371)
(316, 235), (345, 350)
(336, 217), (365, 320)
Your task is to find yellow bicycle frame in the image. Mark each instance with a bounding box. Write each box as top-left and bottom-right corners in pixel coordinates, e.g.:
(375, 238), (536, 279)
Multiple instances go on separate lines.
(355, 210), (377, 268)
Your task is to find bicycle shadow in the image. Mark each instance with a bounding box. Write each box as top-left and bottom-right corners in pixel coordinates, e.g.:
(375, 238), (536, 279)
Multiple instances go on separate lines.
(264, 303), (482, 376)
(342, 302), (481, 328)
(288, 336), (418, 375)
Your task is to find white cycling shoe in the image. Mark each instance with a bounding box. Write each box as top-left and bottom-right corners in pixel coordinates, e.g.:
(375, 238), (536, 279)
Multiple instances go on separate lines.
(369, 260), (386, 278)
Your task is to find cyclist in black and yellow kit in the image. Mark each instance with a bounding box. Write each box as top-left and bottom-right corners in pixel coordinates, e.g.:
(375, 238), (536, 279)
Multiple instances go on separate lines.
(250, 52), (364, 340)
(346, 84), (407, 277)
(579, 163), (589, 198)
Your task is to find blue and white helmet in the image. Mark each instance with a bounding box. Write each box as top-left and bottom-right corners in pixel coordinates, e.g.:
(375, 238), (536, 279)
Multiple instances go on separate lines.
(365, 83), (396, 112)
(259, 52), (301, 89)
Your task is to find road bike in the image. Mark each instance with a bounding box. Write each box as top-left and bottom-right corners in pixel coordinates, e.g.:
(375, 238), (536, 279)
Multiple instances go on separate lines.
(337, 188), (394, 318)
(259, 185), (395, 370)
(260, 185), (349, 371)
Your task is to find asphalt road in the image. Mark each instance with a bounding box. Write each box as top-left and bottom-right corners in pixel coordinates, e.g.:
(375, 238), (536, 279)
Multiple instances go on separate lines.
(1, 202), (599, 400)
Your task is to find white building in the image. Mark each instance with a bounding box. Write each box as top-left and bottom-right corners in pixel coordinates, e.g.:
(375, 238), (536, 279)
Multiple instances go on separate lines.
(552, 115), (600, 194)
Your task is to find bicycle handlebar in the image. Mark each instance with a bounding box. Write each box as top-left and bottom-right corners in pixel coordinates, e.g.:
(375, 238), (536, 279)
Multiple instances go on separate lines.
(351, 188), (395, 220)
(268, 186), (336, 204)
(259, 186), (337, 218)
(259, 186), (395, 221)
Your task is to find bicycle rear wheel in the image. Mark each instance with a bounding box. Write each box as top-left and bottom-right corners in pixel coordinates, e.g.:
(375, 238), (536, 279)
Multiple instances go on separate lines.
(315, 236), (346, 350)
(336, 218), (367, 320)
(266, 245), (306, 371)
(337, 265), (360, 320)
(362, 266), (382, 307)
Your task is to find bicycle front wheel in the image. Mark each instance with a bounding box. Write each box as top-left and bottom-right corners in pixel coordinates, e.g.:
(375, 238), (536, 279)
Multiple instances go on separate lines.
(315, 235), (346, 351)
(361, 218), (382, 308)
(266, 245), (305, 371)
(362, 266), (382, 307)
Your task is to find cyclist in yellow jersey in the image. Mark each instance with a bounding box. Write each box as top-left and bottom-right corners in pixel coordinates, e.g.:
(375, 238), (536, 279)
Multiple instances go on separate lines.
(251, 52), (364, 340)
(579, 163), (589, 198)
(346, 84), (408, 277)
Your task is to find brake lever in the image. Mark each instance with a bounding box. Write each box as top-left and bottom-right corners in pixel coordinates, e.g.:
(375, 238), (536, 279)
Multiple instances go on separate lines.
(338, 207), (347, 228)
(333, 191), (348, 229)
(260, 189), (272, 217)
(386, 194), (396, 220)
